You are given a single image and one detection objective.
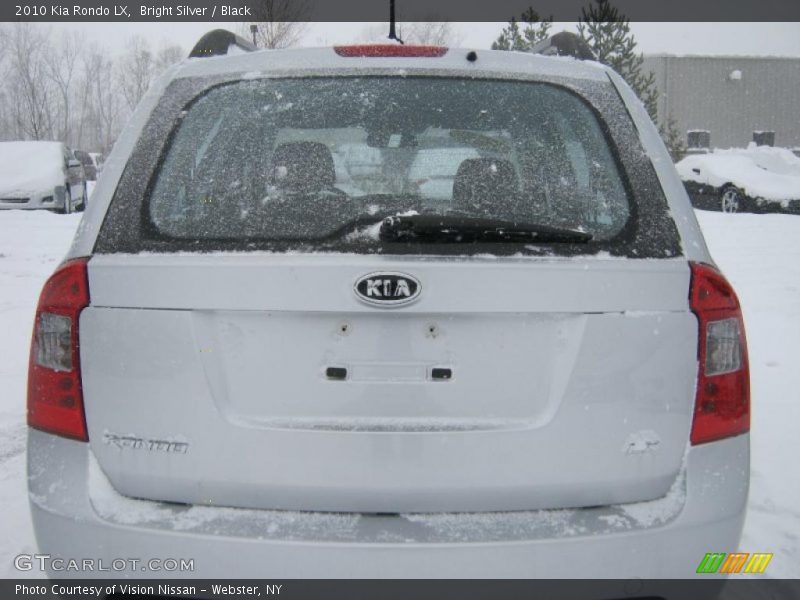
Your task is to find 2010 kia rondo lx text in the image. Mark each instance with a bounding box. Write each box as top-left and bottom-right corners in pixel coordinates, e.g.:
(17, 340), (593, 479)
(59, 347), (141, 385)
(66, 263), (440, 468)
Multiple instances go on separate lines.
(27, 34), (749, 582)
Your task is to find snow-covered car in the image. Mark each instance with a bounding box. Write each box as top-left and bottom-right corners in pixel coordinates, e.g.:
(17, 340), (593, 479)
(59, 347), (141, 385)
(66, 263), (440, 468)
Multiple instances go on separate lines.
(0, 141), (87, 213)
(676, 144), (800, 214)
(26, 37), (750, 583)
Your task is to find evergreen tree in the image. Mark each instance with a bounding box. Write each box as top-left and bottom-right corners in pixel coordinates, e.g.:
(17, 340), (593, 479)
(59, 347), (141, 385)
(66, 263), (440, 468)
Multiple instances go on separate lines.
(493, 1), (686, 161)
(659, 116), (687, 162)
(576, 0), (658, 121)
(491, 8), (552, 51)
(578, 0), (686, 159)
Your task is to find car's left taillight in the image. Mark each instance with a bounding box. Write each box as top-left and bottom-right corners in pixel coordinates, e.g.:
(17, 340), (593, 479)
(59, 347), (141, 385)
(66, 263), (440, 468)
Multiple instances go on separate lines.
(27, 257), (90, 441)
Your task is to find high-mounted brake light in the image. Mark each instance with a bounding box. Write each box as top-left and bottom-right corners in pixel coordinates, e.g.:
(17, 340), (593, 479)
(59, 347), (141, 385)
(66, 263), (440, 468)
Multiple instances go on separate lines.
(689, 262), (750, 445)
(334, 45), (448, 58)
(27, 257), (90, 441)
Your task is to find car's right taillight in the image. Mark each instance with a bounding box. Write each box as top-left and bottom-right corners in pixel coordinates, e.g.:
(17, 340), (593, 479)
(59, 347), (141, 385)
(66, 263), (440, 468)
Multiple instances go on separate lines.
(689, 262), (750, 445)
(27, 257), (90, 442)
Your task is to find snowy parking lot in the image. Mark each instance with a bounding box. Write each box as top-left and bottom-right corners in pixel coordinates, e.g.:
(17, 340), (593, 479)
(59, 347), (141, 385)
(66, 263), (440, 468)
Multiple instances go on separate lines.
(0, 207), (798, 578)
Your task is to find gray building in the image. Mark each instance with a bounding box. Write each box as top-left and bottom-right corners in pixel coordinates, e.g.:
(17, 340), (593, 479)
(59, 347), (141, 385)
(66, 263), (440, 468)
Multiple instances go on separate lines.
(643, 55), (800, 150)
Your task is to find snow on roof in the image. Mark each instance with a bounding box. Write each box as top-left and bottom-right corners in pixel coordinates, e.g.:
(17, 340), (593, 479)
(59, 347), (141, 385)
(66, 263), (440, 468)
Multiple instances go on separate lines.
(175, 46), (612, 83)
(0, 141), (65, 197)
(0, 140), (63, 161)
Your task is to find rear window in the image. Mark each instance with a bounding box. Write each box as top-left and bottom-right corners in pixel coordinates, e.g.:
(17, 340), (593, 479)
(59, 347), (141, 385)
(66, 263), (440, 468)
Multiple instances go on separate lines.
(97, 73), (682, 258)
(147, 78), (630, 243)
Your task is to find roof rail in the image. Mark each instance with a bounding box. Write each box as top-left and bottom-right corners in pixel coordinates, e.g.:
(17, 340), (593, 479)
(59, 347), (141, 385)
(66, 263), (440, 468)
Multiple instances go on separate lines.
(530, 31), (596, 61)
(189, 29), (256, 59)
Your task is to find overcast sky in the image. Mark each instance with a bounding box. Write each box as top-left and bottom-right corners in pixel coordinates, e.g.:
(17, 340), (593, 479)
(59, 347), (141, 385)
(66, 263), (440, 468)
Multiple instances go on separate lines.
(45, 22), (800, 57)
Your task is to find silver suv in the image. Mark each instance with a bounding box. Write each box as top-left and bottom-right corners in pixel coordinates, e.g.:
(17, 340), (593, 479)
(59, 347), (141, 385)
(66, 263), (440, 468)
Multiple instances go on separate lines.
(27, 39), (749, 580)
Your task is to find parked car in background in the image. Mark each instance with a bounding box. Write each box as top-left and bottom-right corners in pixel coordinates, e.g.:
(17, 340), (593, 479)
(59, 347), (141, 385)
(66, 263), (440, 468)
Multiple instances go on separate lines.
(0, 141), (87, 213)
(676, 144), (800, 214)
(27, 35), (749, 583)
(74, 149), (97, 181)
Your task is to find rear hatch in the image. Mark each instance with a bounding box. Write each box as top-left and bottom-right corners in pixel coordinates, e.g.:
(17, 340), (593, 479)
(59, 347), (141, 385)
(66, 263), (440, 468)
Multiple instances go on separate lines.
(82, 255), (695, 512)
(81, 68), (694, 512)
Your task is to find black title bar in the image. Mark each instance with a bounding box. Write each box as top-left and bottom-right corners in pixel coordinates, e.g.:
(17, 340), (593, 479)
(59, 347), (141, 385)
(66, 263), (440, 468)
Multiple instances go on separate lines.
(5, 579), (800, 600)
(3, 0), (800, 22)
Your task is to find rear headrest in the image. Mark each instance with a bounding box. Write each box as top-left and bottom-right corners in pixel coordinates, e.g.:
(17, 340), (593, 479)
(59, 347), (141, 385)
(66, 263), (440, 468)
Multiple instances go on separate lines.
(452, 158), (517, 213)
(270, 142), (335, 194)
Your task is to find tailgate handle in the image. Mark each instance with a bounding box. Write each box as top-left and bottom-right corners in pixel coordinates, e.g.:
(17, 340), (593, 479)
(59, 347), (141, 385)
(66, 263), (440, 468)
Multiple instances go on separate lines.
(431, 367), (453, 381)
(326, 366), (348, 380)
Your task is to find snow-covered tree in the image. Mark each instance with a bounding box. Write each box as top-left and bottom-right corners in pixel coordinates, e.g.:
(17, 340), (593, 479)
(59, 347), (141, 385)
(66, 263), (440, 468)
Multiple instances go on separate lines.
(491, 8), (552, 51)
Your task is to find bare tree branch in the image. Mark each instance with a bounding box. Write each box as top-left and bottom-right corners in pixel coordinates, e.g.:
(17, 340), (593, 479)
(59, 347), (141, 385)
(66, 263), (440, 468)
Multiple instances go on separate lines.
(45, 31), (83, 144)
(398, 22), (463, 46)
(84, 45), (122, 154)
(117, 35), (155, 112)
(154, 44), (184, 73)
(6, 23), (58, 140)
(358, 22), (462, 46)
(243, 0), (310, 49)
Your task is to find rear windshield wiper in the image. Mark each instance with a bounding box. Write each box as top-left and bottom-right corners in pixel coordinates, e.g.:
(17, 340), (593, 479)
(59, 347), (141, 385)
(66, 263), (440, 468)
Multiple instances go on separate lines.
(379, 214), (593, 244)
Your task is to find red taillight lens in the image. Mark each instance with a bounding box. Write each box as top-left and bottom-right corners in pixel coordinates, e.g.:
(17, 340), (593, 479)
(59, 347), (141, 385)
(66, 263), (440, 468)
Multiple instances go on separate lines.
(689, 262), (750, 445)
(334, 45), (448, 58)
(27, 257), (90, 441)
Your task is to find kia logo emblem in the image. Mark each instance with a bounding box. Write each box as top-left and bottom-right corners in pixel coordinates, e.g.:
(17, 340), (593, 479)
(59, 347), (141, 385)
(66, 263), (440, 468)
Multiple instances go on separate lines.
(354, 272), (421, 307)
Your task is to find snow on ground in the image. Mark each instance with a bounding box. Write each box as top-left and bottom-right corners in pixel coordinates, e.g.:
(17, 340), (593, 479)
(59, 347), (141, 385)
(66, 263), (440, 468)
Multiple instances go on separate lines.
(0, 209), (84, 578)
(696, 211), (800, 578)
(0, 205), (798, 578)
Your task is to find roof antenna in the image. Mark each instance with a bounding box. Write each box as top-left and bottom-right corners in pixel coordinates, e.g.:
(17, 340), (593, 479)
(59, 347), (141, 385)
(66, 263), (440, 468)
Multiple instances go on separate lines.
(388, 0), (404, 44)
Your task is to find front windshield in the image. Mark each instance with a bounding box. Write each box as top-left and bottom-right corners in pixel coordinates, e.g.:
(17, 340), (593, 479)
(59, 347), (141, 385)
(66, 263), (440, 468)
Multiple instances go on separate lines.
(149, 77), (630, 243)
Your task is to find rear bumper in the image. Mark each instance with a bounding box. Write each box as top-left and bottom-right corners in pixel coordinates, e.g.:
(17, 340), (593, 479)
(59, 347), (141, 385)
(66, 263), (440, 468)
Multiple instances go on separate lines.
(27, 429), (748, 580)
